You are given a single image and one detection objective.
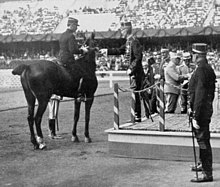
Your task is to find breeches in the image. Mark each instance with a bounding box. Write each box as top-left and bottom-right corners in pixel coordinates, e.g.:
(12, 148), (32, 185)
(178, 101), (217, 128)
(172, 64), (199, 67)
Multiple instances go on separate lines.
(194, 120), (212, 173)
(165, 93), (179, 113)
(180, 94), (187, 111)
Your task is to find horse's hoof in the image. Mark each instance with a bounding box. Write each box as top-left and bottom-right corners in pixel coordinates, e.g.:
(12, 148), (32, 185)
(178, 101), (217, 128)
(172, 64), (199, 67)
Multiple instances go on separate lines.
(36, 136), (46, 150)
(39, 143), (47, 150)
(71, 136), (79, 143)
(34, 144), (39, 150)
(85, 137), (92, 143)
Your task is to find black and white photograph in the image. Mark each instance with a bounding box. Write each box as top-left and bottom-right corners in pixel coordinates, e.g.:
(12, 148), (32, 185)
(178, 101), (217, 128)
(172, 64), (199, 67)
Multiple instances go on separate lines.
(0, 0), (220, 186)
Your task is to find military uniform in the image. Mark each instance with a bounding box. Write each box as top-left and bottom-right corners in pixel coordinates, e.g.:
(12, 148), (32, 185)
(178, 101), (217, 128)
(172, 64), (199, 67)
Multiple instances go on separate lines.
(59, 29), (83, 67)
(189, 43), (216, 183)
(108, 25), (144, 121)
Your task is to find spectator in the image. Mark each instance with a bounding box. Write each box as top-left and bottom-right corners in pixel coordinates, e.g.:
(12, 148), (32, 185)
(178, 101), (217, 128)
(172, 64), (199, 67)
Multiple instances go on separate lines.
(159, 48), (170, 81)
(141, 56), (156, 119)
(178, 52), (193, 114)
(164, 52), (188, 113)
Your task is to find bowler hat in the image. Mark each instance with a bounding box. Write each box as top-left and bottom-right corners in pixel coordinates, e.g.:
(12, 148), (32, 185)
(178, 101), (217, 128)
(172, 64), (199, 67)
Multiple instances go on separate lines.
(192, 43), (207, 54)
(67, 17), (79, 26)
(183, 52), (191, 60)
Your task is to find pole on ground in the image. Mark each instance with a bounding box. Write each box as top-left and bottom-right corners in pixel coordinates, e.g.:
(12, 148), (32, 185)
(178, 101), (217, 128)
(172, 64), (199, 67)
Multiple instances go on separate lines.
(159, 79), (165, 131)
(189, 116), (198, 180)
(156, 82), (160, 114)
(114, 83), (120, 129)
(218, 84), (220, 110)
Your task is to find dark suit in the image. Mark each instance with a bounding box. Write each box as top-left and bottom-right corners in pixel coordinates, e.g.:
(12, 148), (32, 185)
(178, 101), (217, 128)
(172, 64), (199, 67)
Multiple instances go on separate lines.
(108, 35), (144, 120)
(59, 29), (82, 67)
(188, 56), (216, 176)
(142, 62), (155, 117)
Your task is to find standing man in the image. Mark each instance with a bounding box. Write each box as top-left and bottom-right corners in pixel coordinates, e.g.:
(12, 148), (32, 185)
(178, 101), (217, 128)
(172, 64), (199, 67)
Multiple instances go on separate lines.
(178, 52), (193, 114)
(159, 48), (169, 81)
(107, 21), (144, 122)
(142, 56), (155, 119)
(164, 52), (188, 113)
(189, 43), (216, 183)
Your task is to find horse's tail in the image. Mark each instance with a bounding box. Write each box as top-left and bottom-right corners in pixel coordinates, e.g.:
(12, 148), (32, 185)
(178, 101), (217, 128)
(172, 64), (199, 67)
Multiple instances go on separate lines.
(12, 64), (28, 75)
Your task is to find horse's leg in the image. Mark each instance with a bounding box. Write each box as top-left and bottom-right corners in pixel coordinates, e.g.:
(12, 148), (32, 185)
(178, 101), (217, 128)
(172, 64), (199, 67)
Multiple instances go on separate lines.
(84, 97), (94, 143)
(25, 92), (38, 149)
(71, 100), (81, 142)
(34, 97), (49, 149)
(21, 79), (39, 149)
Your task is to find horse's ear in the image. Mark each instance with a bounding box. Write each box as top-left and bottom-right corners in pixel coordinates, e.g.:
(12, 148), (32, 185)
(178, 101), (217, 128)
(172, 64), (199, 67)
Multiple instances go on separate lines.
(85, 32), (95, 40)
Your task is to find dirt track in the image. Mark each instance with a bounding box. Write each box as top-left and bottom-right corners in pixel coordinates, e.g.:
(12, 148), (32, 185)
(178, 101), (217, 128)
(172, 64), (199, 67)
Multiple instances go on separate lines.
(0, 82), (220, 187)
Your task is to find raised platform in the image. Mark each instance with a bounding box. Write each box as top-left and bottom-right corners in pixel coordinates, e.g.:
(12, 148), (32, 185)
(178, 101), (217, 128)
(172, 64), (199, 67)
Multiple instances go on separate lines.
(105, 113), (220, 163)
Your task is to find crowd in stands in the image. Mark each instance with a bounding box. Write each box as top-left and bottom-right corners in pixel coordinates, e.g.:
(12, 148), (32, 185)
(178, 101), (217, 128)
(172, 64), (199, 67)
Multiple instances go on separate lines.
(0, 0), (65, 35)
(1, 44), (220, 72)
(1, 0), (220, 70)
(1, 0), (220, 35)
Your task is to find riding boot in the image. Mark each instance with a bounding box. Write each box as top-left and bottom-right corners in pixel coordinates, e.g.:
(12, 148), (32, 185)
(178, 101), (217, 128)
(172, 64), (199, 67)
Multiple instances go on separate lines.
(48, 119), (56, 139)
(48, 119), (62, 139)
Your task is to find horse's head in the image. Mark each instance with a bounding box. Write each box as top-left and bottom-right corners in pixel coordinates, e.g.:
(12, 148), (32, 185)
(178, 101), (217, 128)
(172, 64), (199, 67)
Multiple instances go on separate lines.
(76, 32), (99, 72)
(83, 32), (96, 48)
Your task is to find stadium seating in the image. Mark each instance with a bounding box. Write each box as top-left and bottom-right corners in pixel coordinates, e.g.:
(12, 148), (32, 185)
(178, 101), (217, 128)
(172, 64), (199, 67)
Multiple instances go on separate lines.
(1, 0), (220, 70)
(0, 0), (219, 35)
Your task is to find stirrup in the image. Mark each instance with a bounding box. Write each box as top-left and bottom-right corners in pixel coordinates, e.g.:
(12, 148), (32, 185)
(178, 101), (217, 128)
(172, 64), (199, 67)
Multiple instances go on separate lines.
(76, 94), (86, 102)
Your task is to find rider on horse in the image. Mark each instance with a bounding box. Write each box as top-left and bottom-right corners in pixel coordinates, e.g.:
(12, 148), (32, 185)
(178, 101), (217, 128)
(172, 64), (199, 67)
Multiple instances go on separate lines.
(48, 17), (88, 139)
(59, 17), (88, 98)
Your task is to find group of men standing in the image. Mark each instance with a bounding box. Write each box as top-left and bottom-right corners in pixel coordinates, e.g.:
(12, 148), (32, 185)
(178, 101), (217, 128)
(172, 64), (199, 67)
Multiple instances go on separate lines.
(114, 21), (216, 183)
(144, 43), (216, 182)
(48, 17), (216, 183)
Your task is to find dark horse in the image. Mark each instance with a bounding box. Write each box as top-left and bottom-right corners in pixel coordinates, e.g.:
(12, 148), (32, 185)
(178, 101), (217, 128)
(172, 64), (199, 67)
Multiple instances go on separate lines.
(12, 46), (98, 150)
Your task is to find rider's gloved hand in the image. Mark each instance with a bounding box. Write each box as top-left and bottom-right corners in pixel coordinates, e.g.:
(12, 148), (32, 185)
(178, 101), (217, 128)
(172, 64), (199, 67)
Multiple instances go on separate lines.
(81, 46), (89, 54)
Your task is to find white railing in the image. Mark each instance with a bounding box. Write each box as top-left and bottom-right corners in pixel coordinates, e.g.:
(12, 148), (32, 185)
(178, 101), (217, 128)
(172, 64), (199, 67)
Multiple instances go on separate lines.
(96, 71), (128, 88)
